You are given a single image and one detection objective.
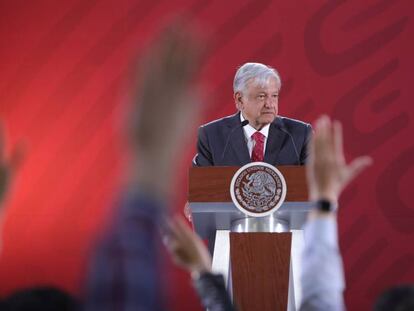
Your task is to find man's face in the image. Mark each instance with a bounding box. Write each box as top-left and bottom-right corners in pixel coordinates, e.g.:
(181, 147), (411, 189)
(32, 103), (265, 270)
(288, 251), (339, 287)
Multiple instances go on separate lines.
(234, 77), (280, 130)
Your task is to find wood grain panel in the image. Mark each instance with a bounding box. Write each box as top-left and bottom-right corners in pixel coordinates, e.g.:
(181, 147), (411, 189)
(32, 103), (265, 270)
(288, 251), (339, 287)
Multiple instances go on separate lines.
(188, 166), (308, 202)
(230, 232), (292, 311)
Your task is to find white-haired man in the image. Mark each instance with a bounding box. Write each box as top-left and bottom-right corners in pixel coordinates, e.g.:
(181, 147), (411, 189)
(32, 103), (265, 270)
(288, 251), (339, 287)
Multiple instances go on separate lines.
(193, 62), (312, 166)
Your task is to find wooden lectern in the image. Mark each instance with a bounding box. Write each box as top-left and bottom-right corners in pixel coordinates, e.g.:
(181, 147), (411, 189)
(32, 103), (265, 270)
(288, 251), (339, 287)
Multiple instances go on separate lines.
(188, 166), (312, 311)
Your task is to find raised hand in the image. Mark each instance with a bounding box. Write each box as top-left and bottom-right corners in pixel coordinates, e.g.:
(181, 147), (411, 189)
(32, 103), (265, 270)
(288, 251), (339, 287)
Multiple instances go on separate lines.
(126, 22), (203, 196)
(164, 216), (211, 277)
(306, 115), (372, 203)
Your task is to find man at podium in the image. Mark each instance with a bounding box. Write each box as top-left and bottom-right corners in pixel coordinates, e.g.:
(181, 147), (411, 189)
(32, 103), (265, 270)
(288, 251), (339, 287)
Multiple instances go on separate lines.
(193, 62), (312, 167)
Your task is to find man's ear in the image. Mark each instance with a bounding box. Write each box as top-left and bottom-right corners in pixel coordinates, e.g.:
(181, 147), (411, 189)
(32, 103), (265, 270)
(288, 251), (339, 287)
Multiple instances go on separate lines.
(234, 92), (243, 110)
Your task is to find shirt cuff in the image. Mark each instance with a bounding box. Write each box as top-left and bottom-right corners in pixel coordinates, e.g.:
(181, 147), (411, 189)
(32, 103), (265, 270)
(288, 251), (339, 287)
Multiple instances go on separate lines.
(304, 217), (339, 249)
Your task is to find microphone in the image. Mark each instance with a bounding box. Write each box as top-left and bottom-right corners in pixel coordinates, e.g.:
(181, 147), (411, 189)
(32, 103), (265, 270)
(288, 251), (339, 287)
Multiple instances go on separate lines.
(278, 125), (300, 165)
(221, 120), (249, 160)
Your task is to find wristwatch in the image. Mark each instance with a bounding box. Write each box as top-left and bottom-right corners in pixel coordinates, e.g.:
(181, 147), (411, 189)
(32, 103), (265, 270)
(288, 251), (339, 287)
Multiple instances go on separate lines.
(316, 199), (337, 212)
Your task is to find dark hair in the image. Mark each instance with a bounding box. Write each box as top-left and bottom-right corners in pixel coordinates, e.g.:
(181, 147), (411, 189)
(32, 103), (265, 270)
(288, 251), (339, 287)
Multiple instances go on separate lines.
(373, 285), (414, 311)
(0, 286), (79, 311)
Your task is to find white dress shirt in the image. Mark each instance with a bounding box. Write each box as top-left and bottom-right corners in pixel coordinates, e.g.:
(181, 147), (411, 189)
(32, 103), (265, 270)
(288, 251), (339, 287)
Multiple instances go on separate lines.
(240, 113), (270, 158)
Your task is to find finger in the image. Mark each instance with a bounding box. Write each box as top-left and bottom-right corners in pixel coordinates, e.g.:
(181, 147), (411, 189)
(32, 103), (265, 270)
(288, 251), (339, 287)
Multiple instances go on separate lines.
(163, 237), (181, 258)
(159, 27), (182, 75)
(305, 136), (316, 175)
(158, 23), (201, 85)
(171, 22), (202, 73)
(314, 115), (330, 158)
(313, 117), (324, 151)
(186, 209), (192, 222)
(347, 156), (373, 182)
(314, 115), (327, 133)
(184, 210), (192, 223)
(174, 216), (196, 241)
(164, 216), (190, 247)
(183, 202), (192, 221)
(162, 234), (174, 249)
(333, 121), (345, 165)
(172, 215), (205, 252)
(178, 38), (202, 84)
(163, 220), (190, 255)
(164, 218), (182, 242)
(314, 115), (329, 141)
(324, 116), (336, 158)
(308, 133), (316, 160)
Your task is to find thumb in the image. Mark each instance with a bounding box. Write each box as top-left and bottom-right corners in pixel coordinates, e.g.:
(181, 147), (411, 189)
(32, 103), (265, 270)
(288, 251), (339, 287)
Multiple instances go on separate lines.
(346, 156), (373, 183)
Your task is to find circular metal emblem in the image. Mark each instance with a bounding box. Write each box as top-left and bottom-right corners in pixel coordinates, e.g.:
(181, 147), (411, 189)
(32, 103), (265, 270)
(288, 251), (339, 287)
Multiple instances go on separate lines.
(230, 162), (287, 217)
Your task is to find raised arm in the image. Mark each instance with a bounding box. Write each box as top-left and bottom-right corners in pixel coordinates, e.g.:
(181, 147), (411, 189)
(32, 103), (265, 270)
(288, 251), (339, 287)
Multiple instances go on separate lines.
(300, 115), (372, 311)
(165, 216), (236, 311)
(85, 21), (202, 311)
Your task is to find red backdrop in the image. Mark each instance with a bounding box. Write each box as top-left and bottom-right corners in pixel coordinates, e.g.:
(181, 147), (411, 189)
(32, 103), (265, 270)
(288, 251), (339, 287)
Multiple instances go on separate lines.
(0, 1), (413, 310)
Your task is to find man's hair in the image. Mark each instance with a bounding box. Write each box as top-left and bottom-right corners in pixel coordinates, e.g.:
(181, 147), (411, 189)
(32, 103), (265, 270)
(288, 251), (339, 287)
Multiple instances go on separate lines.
(0, 286), (79, 311)
(373, 285), (414, 311)
(233, 62), (281, 94)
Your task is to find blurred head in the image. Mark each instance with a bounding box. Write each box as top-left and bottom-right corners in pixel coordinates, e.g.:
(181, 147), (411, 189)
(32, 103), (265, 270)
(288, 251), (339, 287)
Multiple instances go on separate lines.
(0, 286), (79, 311)
(233, 63), (281, 130)
(373, 285), (414, 311)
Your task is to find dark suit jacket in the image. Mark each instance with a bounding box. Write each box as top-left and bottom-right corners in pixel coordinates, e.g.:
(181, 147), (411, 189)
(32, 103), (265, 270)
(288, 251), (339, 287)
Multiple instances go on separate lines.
(193, 112), (312, 166)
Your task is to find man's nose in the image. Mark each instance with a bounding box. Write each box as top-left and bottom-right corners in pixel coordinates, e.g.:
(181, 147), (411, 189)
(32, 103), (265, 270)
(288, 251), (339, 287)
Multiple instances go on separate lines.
(264, 97), (274, 108)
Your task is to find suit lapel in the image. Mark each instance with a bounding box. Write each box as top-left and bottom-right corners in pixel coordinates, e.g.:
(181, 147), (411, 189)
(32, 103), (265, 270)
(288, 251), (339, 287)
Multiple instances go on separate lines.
(230, 126), (251, 164)
(264, 118), (287, 165)
(227, 113), (250, 165)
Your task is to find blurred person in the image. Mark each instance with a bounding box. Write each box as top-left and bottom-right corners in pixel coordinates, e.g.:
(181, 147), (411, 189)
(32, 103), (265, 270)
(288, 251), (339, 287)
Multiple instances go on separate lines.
(373, 285), (414, 311)
(0, 286), (79, 311)
(0, 125), (24, 254)
(192, 62), (312, 167)
(84, 22), (202, 311)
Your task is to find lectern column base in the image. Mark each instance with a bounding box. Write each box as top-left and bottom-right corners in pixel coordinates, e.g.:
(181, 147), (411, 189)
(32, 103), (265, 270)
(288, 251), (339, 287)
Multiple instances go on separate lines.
(230, 232), (292, 311)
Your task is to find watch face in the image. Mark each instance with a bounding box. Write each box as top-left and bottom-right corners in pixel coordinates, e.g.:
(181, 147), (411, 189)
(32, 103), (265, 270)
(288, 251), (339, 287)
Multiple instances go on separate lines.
(317, 199), (333, 212)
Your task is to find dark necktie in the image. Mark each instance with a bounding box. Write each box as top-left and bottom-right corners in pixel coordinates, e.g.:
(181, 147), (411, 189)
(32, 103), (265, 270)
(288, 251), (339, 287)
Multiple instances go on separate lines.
(251, 131), (265, 162)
